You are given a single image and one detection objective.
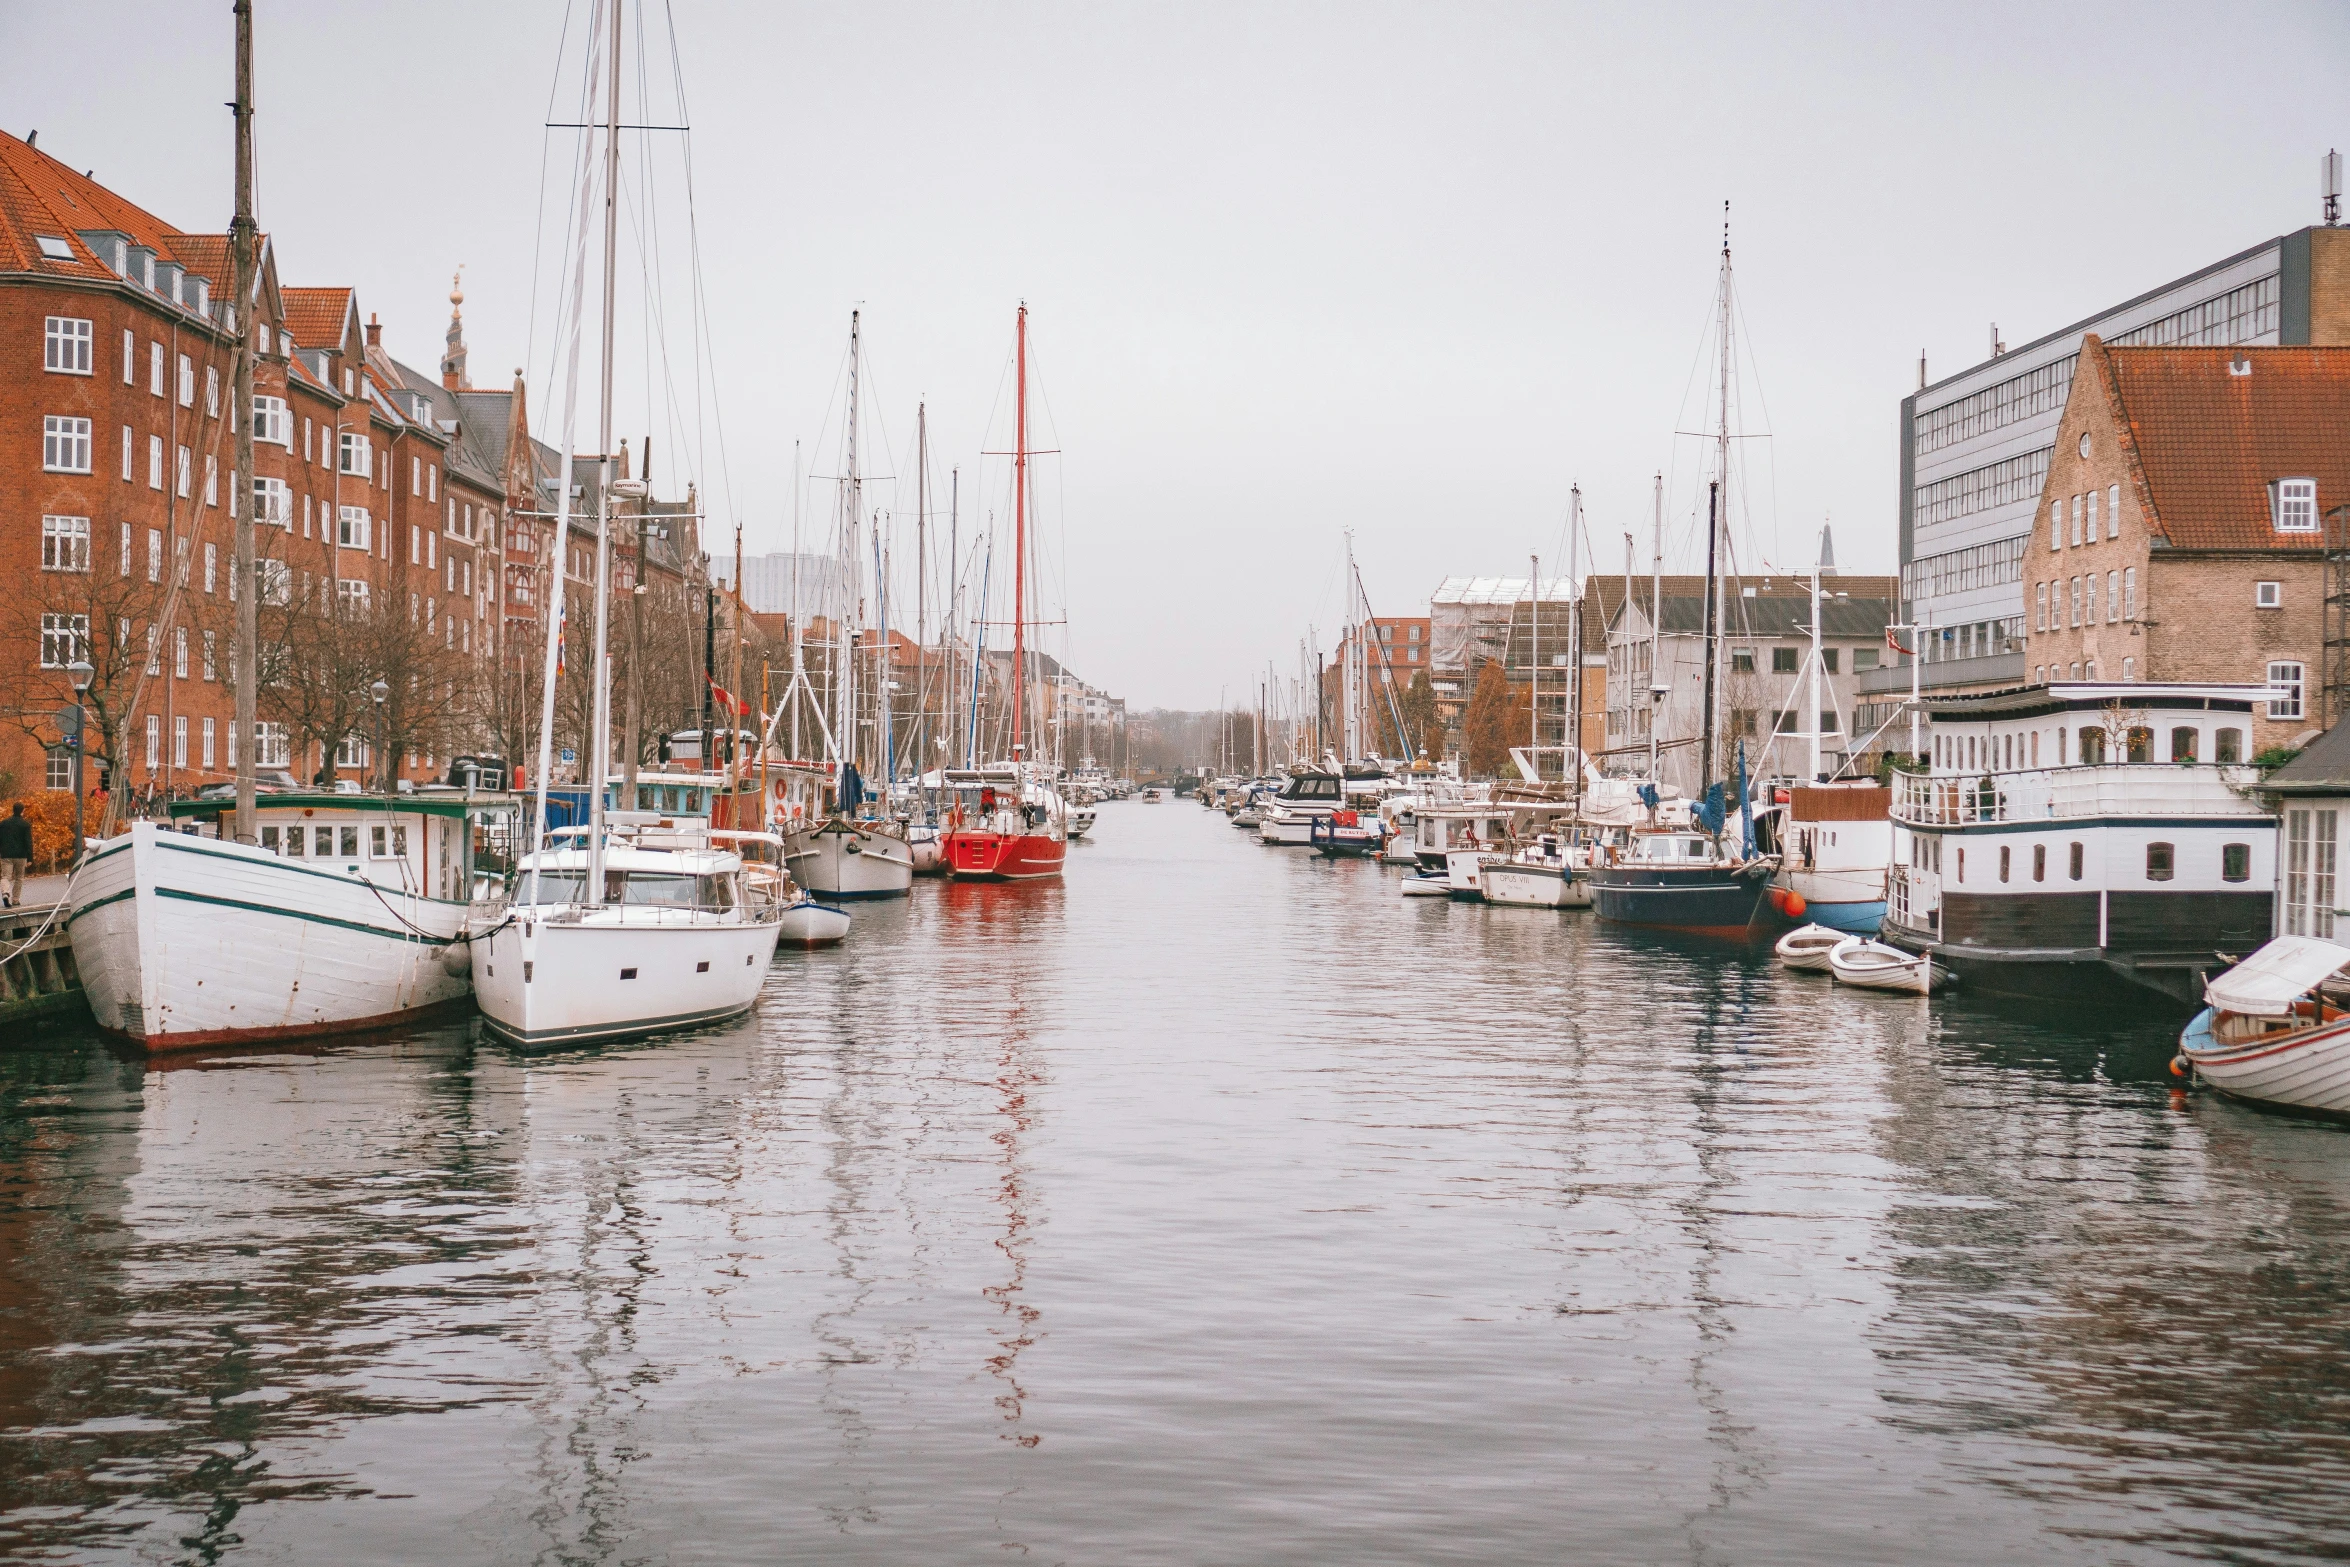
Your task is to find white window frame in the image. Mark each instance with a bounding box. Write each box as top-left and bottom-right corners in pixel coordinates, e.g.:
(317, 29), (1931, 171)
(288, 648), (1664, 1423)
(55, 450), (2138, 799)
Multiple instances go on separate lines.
(149, 341), (165, 397)
(41, 514), (91, 572)
(339, 430), (371, 478)
(147, 434), (164, 490)
(38, 612), (87, 669)
(2270, 660), (2307, 721)
(254, 475), (292, 529)
(2276, 478), (2319, 533)
(202, 716), (216, 768)
(259, 559), (291, 606)
(203, 628), (218, 681)
(175, 444), (191, 499)
(253, 395), (291, 448)
(43, 316), (92, 375)
(256, 721), (289, 768)
(206, 364), (220, 417)
(337, 578), (371, 612)
(177, 353), (194, 407)
(337, 505), (371, 551)
(2256, 581), (2282, 609)
(146, 714), (160, 772)
(42, 415), (93, 473)
(335, 733), (369, 769)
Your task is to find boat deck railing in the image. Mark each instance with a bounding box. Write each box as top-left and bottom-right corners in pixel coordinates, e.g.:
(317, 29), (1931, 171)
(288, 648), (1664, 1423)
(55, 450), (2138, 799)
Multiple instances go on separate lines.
(1893, 764), (2264, 827)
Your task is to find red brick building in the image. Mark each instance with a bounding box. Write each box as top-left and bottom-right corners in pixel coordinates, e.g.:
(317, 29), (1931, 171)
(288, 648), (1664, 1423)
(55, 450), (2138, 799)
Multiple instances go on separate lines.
(2026, 334), (2350, 751)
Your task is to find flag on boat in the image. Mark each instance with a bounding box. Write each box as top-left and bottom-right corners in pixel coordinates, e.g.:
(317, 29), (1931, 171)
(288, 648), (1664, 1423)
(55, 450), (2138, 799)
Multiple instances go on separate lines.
(707, 675), (750, 716)
(1885, 625), (1915, 658)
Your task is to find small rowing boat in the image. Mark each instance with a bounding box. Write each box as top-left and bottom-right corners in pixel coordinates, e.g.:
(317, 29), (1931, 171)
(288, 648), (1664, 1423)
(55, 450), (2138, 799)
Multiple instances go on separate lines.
(1773, 922), (1846, 973)
(1827, 937), (1947, 994)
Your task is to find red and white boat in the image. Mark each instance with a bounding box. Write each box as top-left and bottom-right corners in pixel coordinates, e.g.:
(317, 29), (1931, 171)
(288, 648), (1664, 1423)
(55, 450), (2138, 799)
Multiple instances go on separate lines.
(941, 766), (1068, 881)
(940, 304), (1068, 885)
(2178, 936), (2350, 1116)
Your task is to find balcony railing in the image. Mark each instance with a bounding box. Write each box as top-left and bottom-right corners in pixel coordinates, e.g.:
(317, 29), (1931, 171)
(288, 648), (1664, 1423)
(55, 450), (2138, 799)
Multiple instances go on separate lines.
(1894, 764), (2265, 827)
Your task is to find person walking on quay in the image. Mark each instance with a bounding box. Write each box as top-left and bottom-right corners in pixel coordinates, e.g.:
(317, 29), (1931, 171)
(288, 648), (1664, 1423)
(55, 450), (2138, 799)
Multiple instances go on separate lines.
(0, 803), (31, 908)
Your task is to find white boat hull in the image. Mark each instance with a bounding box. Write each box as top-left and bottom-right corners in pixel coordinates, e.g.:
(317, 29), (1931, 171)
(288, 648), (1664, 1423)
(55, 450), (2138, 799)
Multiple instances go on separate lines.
(1828, 937), (1945, 994)
(777, 899), (851, 948)
(68, 821), (470, 1048)
(1444, 848), (1500, 898)
(1257, 808), (1330, 846)
(2181, 1008), (2350, 1116)
(470, 908), (782, 1047)
(907, 827), (944, 876)
(785, 822), (914, 898)
(1774, 922), (1847, 973)
(1067, 808), (1095, 840)
(1481, 862), (1585, 908)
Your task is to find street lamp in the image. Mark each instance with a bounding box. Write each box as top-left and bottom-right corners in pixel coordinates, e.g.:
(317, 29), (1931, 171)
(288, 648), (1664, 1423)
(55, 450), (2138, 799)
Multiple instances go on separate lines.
(371, 678), (390, 794)
(66, 659), (93, 867)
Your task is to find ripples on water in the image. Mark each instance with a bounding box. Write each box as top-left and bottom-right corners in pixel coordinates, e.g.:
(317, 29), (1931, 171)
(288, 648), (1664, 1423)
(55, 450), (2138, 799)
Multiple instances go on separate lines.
(0, 805), (2346, 1563)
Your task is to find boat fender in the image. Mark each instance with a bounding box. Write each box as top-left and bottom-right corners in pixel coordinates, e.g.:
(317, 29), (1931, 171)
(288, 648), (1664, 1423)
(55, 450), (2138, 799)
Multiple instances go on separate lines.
(1769, 886), (1807, 918)
(438, 941), (471, 977)
(2169, 1055), (2191, 1079)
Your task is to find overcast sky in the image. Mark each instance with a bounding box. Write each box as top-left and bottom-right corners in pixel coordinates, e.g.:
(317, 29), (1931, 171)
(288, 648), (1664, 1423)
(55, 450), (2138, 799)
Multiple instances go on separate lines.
(5, 2), (2346, 708)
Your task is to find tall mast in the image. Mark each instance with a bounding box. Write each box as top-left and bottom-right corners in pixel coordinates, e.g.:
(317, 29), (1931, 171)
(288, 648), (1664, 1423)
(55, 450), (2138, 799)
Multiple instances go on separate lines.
(230, 0), (257, 841)
(915, 402), (929, 779)
(1700, 481), (1720, 795)
(1529, 552), (1540, 765)
(947, 466), (958, 766)
(840, 310), (861, 787)
(1013, 304), (1029, 764)
(1807, 528), (1824, 784)
(1341, 533), (1359, 762)
(1568, 481), (1583, 805)
(1649, 471), (1662, 785)
(584, 0), (624, 904)
(1710, 207), (1733, 793)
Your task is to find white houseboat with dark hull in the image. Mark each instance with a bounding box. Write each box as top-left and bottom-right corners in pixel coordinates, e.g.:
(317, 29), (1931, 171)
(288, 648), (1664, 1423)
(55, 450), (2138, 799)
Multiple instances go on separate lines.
(1881, 683), (2276, 1007)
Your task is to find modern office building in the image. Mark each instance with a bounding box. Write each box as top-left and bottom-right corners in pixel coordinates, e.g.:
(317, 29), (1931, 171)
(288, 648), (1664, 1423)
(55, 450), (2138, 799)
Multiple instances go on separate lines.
(1885, 221), (2350, 701)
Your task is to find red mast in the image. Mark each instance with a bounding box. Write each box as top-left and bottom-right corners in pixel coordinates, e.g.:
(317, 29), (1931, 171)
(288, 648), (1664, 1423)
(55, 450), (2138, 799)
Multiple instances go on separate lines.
(1012, 303), (1028, 759)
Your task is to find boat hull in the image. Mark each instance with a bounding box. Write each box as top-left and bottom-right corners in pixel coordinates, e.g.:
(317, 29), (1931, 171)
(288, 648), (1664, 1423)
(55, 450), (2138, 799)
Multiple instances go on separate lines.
(942, 828), (1067, 881)
(68, 821), (472, 1050)
(2180, 1006), (2350, 1117)
(1481, 863), (1584, 908)
(1828, 939), (1945, 994)
(907, 827), (944, 877)
(776, 900), (851, 948)
(470, 910), (782, 1047)
(1587, 863), (1779, 937)
(785, 822), (914, 899)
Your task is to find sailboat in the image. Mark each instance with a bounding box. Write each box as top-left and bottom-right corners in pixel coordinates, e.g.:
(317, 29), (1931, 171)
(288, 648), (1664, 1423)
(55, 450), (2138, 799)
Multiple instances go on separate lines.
(942, 305), (1068, 881)
(469, 0), (783, 1046)
(782, 311), (914, 899)
(1585, 222), (1779, 938)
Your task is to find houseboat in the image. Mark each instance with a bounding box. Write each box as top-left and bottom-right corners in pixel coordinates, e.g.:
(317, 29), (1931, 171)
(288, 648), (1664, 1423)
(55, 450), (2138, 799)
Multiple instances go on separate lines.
(1880, 682), (2276, 1006)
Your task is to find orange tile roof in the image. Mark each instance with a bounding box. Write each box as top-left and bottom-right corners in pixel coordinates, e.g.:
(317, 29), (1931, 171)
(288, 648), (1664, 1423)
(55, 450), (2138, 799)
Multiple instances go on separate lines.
(2095, 336), (2350, 551)
(282, 286), (353, 351)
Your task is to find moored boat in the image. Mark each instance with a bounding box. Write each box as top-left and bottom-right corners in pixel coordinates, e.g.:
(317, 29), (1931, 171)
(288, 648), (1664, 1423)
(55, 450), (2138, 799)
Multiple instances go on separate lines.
(70, 795), (509, 1049)
(1308, 809), (1384, 858)
(2176, 936), (2350, 1116)
(1586, 829), (1778, 937)
(1827, 936), (1947, 994)
(1773, 922), (1846, 973)
(940, 766), (1068, 881)
(777, 896), (852, 948)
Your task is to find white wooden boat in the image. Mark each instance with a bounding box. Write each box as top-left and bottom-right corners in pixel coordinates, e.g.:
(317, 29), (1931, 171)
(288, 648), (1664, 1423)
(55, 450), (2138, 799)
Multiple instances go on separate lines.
(777, 896), (851, 948)
(2176, 936), (2350, 1116)
(69, 802), (502, 1050)
(470, 833), (784, 1047)
(1400, 874), (1453, 898)
(1827, 936), (1947, 994)
(1482, 833), (1592, 909)
(1774, 922), (1847, 973)
(784, 817), (914, 898)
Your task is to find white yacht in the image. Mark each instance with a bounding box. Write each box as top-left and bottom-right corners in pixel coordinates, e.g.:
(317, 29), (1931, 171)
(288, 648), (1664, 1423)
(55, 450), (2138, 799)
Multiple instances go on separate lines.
(784, 815), (914, 898)
(471, 823), (783, 1047)
(70, 790), (517, 1049)
(1882, 682), (2276, 1005)
(1257, 770), (1347, 845)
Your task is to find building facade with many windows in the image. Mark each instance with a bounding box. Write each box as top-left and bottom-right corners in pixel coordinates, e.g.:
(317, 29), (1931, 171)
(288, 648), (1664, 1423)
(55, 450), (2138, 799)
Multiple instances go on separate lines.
(1889, 224), (2350, 699)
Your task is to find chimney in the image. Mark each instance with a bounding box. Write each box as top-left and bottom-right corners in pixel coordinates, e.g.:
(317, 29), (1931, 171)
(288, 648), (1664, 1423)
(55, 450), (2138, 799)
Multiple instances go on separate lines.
(365, 312), (382, 349)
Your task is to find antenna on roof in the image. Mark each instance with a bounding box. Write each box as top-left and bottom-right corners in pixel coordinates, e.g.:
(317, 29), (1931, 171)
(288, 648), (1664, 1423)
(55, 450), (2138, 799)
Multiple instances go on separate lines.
(2325, 149), (2342, 227)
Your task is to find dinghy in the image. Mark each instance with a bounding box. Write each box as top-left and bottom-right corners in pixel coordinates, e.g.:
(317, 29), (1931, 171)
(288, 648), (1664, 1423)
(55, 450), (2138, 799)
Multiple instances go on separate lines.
(1827, 937), (1947, 994)
(1773, 922), (1846, 974)
(2175, 935), (2350, 1116)
(777, 896), (851, 949)
(1400, 874), (1453, 898)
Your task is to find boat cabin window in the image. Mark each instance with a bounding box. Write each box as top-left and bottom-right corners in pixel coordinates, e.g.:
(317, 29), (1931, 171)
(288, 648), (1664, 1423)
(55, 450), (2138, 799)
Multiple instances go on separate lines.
(260, 825), (280, 853)
(2079, 729), (2105, 765)
(2032, 844), (2046, 882)
(369, 823), (410, 859)
(2215, 727), (2243, 764)
(1999, 845), (2011, 883)
(2126, 726), (2153, 764)
(2069, 841), (2083, 880)
(515, 869), (587, 904)
(2146, 842), (2174, 882)
(2222, 843), (2251, 883)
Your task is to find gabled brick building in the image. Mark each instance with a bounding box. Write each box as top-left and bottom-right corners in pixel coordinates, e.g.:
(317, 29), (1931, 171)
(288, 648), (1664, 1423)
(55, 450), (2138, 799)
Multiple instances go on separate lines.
(2026, 335), (2350, 753)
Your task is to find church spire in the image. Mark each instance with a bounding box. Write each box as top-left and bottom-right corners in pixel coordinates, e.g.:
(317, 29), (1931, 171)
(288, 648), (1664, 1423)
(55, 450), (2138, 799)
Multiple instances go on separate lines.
(440, 268), (468, 390)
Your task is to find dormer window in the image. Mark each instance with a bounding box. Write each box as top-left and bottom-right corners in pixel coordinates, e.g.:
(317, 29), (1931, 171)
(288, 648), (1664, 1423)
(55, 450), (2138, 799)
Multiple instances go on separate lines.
(34, 234), (72, 261)
(2275, 478), (2318, 533)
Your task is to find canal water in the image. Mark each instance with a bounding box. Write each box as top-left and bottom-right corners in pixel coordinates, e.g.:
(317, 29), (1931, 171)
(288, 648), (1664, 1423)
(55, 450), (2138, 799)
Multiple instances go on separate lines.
(2, 801), (2348, 1564)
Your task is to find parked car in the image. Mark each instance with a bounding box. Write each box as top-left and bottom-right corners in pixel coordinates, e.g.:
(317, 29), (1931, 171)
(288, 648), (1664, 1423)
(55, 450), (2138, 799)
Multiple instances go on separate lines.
(195, 770), (303, 800)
